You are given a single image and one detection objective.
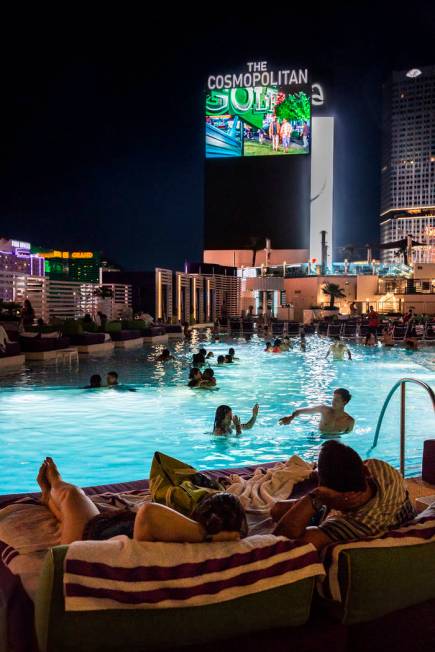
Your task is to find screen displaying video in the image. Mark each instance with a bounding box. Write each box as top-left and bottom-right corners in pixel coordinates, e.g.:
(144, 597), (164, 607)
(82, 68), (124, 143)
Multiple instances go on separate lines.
(205, 86), (311, 158)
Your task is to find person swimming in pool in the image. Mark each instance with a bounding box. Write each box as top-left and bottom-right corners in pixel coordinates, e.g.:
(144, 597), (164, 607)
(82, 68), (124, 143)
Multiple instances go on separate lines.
(224, 354), (233, 364)
(156, 349), (174, 362)
(213, 403), (259, 435)
(217, 355), (225, 366)
(83, 374), (102, 389)
(199, 368), (216, 388)
(228, 347), (239, 360)
(279, 388), (355, 435)
(326, 336), (352, 360)
(188, 368), (202, 387)
(264, 342), (273, 352)
(106, 371), (136, 391)
(36, 457), (247, 545)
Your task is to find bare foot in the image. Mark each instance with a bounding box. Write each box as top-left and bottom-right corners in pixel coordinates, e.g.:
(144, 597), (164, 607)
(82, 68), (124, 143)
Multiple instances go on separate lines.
(37, 461), (51, 505)
(45, 457), (61, 486)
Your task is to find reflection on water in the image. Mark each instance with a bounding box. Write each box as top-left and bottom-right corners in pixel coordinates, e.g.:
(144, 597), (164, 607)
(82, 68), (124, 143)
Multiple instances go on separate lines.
(0, 332), (434, 493)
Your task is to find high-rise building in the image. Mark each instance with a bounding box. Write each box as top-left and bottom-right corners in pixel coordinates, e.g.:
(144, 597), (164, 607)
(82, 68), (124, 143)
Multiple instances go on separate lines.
(31, 246), (101, 283)
(380, 65), (435, 264)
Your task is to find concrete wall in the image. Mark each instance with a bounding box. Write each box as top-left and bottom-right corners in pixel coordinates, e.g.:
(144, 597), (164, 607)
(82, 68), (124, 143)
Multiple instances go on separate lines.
(203, 249), (309, 267)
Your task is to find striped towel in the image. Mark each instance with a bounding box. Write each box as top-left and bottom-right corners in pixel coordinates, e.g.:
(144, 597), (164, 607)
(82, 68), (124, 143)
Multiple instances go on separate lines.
(319, 509), (435, 602)
(64, 534), (325, 611)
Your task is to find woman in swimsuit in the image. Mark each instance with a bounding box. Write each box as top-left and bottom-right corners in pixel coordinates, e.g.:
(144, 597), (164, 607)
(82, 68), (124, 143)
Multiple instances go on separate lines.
(213, 403), (259, 435)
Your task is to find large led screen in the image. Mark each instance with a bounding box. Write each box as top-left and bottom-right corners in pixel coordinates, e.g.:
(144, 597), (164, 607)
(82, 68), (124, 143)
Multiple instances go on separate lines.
(206, 86), (311, 158)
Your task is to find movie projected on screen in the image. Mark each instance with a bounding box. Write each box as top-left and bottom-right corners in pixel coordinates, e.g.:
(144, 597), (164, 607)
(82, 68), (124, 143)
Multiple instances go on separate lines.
(206, 64), (311, 158)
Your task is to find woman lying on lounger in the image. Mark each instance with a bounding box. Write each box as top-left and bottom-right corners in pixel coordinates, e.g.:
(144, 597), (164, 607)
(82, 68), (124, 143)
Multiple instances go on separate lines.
(36, 458), (247, 545)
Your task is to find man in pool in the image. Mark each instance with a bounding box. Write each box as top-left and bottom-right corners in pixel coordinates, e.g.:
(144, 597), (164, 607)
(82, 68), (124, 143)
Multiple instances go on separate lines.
(271, 440), (415, 551)
(325, 336), (352, 361)
(107, 371), (119, 386)
(279, 388), (355, 434)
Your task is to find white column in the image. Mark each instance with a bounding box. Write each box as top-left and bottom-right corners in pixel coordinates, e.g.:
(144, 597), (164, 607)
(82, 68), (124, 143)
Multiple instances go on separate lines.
(310, 117), (334, 267)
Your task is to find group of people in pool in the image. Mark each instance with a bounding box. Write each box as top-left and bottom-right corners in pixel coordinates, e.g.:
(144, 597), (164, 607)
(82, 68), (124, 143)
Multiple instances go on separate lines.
(186, 347), (238, 389)
(264, 333), (307, 353)
(83, 371), (136, 391)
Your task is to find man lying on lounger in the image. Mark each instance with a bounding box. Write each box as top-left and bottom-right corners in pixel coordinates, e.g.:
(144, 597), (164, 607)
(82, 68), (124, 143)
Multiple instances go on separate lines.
(279, 388), (355, 434)
(272, 440), (416, 551)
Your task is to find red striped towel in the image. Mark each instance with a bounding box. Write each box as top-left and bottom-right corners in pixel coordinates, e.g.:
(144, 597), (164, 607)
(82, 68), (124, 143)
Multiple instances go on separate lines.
(64, 534), (324, 611)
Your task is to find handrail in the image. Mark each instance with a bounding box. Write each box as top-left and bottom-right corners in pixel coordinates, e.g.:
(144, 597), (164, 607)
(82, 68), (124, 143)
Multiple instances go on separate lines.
(371, 378), (435, 476)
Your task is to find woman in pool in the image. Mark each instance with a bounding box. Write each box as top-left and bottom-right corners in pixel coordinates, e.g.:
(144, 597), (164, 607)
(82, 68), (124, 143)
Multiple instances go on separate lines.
(188, 367), (202, 387)
(36, 458), (247, 545)
(199, 368), (216, 388)
(213, 403), (259, 435)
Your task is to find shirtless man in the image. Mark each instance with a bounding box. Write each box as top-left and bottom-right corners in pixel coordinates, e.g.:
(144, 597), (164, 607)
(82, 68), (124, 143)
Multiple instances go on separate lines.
(279, 388), (355, 434)
(325, 336), (352, 361)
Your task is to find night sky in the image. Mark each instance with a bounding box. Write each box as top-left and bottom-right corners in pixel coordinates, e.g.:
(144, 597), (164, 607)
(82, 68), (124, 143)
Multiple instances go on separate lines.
(1, 5), (434, 270)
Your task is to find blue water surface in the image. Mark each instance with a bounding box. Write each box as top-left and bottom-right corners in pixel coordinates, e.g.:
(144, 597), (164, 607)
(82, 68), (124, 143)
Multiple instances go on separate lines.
(0, 331), (434, 493)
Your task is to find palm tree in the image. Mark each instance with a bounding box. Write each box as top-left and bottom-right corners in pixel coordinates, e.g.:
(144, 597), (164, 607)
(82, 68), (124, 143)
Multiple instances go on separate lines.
(322, 283), (346, 309)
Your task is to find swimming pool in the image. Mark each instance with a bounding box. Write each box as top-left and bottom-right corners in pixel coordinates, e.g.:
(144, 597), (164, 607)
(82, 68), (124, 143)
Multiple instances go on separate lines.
(0, 331), (434, 493)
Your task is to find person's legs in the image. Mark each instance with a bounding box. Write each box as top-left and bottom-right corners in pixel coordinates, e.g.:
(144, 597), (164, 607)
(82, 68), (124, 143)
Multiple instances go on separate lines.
(133, 502), (203, 542)
(42, 458), (99, 544)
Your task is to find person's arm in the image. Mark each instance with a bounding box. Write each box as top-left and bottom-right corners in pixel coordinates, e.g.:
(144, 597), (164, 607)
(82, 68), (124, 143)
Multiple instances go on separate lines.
(279, 405), (324, 425)
(344, 417), (355, 433)
(242, 403), (259, 430)
(232, 415), (242, 435)
(347, 347), (352, 360)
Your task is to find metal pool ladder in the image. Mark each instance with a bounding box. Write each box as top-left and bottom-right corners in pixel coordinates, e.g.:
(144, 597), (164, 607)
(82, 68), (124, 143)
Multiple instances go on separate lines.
(371, 378), (435, 477)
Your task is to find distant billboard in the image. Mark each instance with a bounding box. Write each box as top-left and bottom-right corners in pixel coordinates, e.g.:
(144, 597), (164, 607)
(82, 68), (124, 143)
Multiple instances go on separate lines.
(206, 62), (311, 158)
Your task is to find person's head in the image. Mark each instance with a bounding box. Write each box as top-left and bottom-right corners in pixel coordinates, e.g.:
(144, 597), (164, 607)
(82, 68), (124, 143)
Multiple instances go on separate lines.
(265, 341), (272, 350)
(333, 335), (341, 342)
(90, 374), (102, 388)
(24, 299), (33, 309)
(206, 351), (214, 358)
(229, 347), (235, 356)
(107, 371), (119, 386)
(273, 339), (281, 347)
(189, 367), (202, 380)
(369, 305), (374, 313)
(317, 441), (366, 494)
(332, 388), (352, 409)
(224, 354), (233, 363)
(214, 404), (232, 429)
(203, 368), (214, 380)
(193, 492), (247, 537)
(217, 355), (225, 365)
(199, 348), (207, 357)
(192, 353), (204, 366)
(161, 349), (170, 359)
(283, 336), (290, 343)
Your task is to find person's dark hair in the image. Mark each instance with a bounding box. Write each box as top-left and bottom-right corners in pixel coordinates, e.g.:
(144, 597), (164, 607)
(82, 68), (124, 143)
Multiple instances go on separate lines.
(229, 347), (235, 356)
(318, 441), (366, 492)
(224, 354), (233, 363)
(90, 374), (102, 388)
(217, 355), (225, 364)
(199, 348), (207, 357)
(189, 367), (200, 379)
(193, 492), (247, 536)
(107, 371), (118, 380)
(334, 388), (351, 404)
(192, 353), (204, 366)
(203, 368), (214, 379)
(214, 404), (232, 432)
(161, 349), (170, 358)
(24, 299), (33, 309)
(265, 342), (271, 348)
(273, 339), (281, 347)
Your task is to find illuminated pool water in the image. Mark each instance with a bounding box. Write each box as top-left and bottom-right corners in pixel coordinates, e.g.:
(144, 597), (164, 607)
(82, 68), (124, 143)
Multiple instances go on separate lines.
(0, 331), (434, 493)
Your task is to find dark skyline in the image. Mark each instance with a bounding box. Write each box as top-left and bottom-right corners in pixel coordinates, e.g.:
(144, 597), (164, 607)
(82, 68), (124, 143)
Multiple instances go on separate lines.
(1, 6), (434, 270)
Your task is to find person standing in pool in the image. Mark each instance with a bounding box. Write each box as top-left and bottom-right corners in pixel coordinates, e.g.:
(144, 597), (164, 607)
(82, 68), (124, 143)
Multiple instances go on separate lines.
(326, 336), (352, 360)
(213, 403), (259, 435)
(107, 371), (119, 386)
(84, 374), (102, 389)
(279, 388), (355, 434)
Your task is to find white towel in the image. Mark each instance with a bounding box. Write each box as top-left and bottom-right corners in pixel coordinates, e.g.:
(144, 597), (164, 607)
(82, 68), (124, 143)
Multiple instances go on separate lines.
(225, 455), (313, 512)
